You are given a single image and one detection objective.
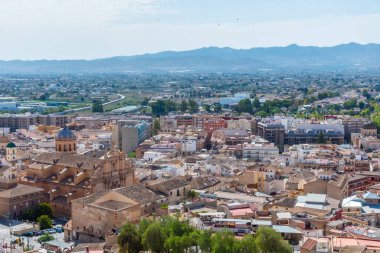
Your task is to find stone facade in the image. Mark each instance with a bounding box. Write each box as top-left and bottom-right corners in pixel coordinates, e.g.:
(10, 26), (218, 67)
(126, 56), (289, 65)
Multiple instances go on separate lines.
(0, 184), (46, 218)
(70, 185), (166, 240)
(21, 127), (134, 217)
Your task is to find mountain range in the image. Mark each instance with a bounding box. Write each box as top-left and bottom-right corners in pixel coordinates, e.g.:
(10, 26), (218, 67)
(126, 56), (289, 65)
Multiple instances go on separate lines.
(0, 43), (379, 74)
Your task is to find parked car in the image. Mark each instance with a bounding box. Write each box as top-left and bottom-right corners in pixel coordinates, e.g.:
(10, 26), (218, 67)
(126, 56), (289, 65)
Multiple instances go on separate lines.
(22, 232), (34, 237)
(47, 229), (56, 234)
(41, 229), (50, 234)
(33, 231), (42, 236)
(55, 227), (63, 233)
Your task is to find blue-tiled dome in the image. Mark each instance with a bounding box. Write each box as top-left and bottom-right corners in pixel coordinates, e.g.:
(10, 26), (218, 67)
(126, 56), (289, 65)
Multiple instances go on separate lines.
(56, 126), (76, 140)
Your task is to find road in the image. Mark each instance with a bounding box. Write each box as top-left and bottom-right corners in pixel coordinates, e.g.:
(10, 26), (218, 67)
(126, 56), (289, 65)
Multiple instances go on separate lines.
(63, 93), (125, 114)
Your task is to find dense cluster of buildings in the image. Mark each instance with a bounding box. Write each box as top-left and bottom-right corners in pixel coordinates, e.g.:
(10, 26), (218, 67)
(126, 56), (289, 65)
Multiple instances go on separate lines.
(1, 111), (380, 252)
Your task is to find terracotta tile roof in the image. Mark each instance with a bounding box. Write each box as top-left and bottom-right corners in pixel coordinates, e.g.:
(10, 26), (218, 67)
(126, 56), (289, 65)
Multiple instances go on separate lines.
(76, 185), (164, 207)
(301, 238), (317, 250)
(149, 177), (191, 192)
(33, 152), (101, 170)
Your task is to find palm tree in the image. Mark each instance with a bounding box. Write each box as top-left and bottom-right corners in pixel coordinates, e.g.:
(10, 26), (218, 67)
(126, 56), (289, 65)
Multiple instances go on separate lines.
(187, 190), (199, 201)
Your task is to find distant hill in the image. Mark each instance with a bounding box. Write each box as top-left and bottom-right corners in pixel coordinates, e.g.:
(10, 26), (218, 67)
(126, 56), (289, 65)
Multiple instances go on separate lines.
(0, 43), (379, 74)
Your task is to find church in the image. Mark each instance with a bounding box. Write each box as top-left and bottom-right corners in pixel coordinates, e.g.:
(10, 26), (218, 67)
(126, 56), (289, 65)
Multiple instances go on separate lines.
(20, 126), (135, 217)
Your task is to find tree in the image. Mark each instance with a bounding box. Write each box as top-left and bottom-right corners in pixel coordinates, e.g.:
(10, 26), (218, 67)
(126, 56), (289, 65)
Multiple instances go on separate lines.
(39, 93), (49, 101)
(188, 99), (199, 113)
(255, 227), (292, 253)
(38, 234), (54, 243)
(22, 209), (36, 221)
(195, 230), (211, 253)
(204, 104), (211, 113)
(317, 132), (325, 144)
(151, 100), (166, 117)
(127, 152), (136, 158)
(92, 100), (104, 113)
(161, 216), (193, 237)
(164, 235), (190, 253)
(236, 98), (253, 114)
(343, 99), (357, 109)
(234, 234), (258, 253)
(142, 222), (166, 253)
(118, 222), (143, 253)
(363, 89), (371, 99)
(140, 97), (150, 106)
(211, 230), (236, 253)
(152, 118), (160, 135)
(253, 98), (261, 109)
(164, 100), (177, 113)
(137, 218), (152, 238)
(37, 215), (52, 230)
(213, 103), (222, 113)
(36, 203), (53, 218)
(255, 111), (268, 117)
(187, 190), (199, 201)
(180, 100), (188, 113)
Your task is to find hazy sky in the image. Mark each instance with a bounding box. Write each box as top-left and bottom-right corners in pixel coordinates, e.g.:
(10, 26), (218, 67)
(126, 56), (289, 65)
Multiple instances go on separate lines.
(1, 0), (380, 60)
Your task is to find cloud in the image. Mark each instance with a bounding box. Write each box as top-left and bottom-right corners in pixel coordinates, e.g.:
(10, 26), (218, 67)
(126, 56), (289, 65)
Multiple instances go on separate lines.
(0, 0), (174, 27)
(0, 0), (379, 59)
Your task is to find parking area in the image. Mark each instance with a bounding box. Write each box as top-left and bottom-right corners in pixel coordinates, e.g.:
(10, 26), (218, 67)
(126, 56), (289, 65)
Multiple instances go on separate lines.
(0, 219), (70, 252)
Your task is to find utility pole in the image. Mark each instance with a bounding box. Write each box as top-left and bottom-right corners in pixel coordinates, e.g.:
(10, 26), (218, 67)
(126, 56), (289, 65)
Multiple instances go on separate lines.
(9, 222), (13, 253)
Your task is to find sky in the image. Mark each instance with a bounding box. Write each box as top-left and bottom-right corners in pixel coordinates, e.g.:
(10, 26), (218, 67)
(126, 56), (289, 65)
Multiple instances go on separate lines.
(0, 0), (380, 60)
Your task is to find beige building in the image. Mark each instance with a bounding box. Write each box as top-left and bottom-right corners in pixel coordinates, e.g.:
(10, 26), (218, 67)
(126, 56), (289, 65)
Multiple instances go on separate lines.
(0, 133), (9, 150)
(70, 185), (166, 241)
(147, 177), (192, 203)
(21, 127), (135, 217)
(238, 170), (265, 191)
(0, 184), (46, 218)
(5, 142), (17, 161)
(352, 123), (380, 152)
(303, 174), (348, 200)
(5, 142), (32, 162)
(227, 119), (252, 130)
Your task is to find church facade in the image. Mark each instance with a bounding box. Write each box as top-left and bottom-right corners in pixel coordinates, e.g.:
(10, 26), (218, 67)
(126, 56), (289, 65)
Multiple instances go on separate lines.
(20, 126), (134, 217)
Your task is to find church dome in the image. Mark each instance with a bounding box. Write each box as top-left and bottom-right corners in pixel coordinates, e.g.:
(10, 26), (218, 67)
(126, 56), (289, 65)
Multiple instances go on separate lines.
(56, 126), (76, 140)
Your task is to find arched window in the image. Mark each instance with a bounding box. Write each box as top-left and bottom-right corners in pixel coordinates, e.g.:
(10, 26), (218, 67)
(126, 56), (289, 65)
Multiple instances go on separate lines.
(59, 144), (62, 151)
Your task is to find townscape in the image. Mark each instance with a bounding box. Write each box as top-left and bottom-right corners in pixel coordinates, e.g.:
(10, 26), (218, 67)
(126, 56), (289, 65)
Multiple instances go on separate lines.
(2, 1), (380, 253)
(0, 70), (379, 253)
